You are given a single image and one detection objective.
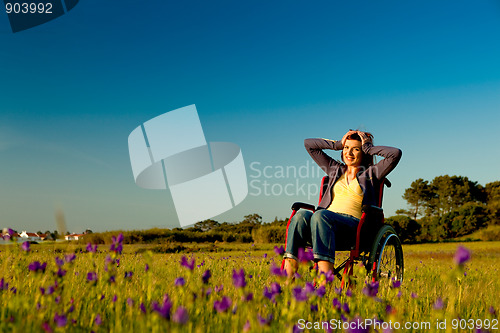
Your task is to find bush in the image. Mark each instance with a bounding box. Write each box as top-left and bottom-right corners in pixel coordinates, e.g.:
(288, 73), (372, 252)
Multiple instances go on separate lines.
(252, 226), (286, 244)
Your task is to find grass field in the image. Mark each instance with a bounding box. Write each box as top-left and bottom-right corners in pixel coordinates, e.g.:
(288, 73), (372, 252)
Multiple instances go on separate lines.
(0, 240), (499, 332)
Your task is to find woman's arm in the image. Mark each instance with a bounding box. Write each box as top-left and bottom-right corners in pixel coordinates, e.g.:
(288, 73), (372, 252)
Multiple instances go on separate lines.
(362, 139), (402, 180)
(304, 138), (344, 173)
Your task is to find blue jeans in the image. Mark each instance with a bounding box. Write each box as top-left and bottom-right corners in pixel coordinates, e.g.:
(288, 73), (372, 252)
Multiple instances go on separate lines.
(284, 209), (359, 264)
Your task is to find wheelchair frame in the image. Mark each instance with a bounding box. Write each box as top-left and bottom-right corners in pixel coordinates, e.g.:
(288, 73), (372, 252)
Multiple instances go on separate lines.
(281, 176), (404, 288)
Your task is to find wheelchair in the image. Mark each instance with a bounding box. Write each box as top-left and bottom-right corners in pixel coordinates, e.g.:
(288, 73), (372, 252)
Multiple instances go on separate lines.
(281, 176), (404, 288)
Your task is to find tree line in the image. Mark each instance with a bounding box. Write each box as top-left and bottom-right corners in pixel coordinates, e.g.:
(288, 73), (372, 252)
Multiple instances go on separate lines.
(387, 175), (500, 242)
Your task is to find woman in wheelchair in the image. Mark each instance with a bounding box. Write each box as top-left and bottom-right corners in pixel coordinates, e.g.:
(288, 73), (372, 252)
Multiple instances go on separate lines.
(283, 130), (402, 281)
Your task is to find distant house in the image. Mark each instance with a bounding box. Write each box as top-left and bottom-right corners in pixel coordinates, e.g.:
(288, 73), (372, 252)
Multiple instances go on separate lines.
(19, 231), (46, 242)
(64, 234), (85, 241)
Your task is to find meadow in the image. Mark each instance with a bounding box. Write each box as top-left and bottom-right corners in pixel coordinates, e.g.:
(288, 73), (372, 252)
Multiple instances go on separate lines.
(0, 238), (498, 333)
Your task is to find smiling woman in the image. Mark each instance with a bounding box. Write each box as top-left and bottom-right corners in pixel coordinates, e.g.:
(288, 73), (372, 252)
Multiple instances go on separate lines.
(283, 130), (402, 279)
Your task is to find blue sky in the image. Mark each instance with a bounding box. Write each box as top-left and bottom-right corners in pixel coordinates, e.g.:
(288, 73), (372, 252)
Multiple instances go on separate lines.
(1, 0), (500, 232)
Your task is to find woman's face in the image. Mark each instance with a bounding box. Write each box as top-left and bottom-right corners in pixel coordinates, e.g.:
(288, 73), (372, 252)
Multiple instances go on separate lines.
(343, 139), (363, 167)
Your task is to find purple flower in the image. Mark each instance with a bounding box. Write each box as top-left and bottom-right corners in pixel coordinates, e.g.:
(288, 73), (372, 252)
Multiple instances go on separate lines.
(242, 292), (253, 302)
(293, 324), (304, 333)
(202, 270), (211, 284)
(386, 304), (393, 314)
(274, 245), (285, 256)
(346, 289), (353, 297)
(454, 246), (471, 266)
(87, 272), (98, 282)
(434, 298), (444, 310)
(124, 271), (133, 279)
(21, 241), (30, 252)
(304, 282), (315, 294)
(215, 285), (224, 293)
(270, 262), (287, 277)
(175, 277), (185, 287)
(28, 261), (47, 273)
(95, 314), (102, 326)
(127, 298), (134, 307)
(152, 294), (172, 319)
(232, 269), (246, 288)
(243, 320), (251, 332)
(333, 298), (341, 310)
(145, 264), (149, 272)
(214, 296), (232, 313)
(315, 285), (326, 298)
(292, 286), (308, 302)
(53, 313), (67, 327)
(42, 322), (53, 333)
(362, 281), (379, 298)
(297, 248), (314, 263)
(263, 253), (267, 258)
(257, 314), (273, 326)
(180, 256), (195, 270)
(320, 270), (335, 283)
(411, 292), (418, 299)
(110, 233), (124, 254)
(391, 279), (401, 288)
(334, 287), (342, 295)
(489, 306), (496, 316)
(172, 306), (189, 324)
(342, 302), (350, 314)
(56, 268), (67, 278)
(310, 304), (318, 312)
(112, 294), (117, 302)
(140, 303), (147, 314)
(55, 257), (64, 267)
(64, 254), (76, 263)
(86, 243), (97, 253)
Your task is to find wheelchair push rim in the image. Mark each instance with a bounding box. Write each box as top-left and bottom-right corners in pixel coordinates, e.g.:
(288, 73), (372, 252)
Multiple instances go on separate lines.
(369, 225), (404, 282)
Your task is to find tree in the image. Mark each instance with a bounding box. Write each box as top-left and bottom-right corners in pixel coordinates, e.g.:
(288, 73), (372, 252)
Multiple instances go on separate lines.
(242, 214), (262, 225)
(402, 178), (432, 219)
(194, 219), (220, 232)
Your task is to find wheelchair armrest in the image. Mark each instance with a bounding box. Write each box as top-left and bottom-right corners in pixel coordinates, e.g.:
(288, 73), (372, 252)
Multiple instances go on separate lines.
(291, 202), (316, 212)
(362, 205), (384, 214)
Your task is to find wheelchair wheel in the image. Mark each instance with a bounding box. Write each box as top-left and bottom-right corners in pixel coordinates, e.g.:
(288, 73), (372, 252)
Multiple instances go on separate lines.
(368, 225), (404, 281)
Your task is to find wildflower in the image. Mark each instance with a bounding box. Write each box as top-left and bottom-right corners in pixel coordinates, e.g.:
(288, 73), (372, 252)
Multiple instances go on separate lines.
(55, 296), (61, 304)
(232, 269), (246, 288)
(213, 296), (232, 313)
(124, 271), (133, 279)
(489, 306), (496, 316)
(263, 253), (267, 258)
(333, 298), (341, 310)
(175, 277), (185, 287)
(391, 279), (401, 288)
(145, 264), (149, 272)
(346, 289), (353, 297)
(304, 282), (315, 294)
(310, 304), (318, 312)
(64, 254), (76, 263)
(315, 285), (326, 298)
(274, 245), (285, 256)
(95, 314), (102, 326)
(242, 292), (253, 302)
(270, 262), (287, 277)
(53, 313), (67, 327)
(180, 256), (195, 270)
(87, 272), (98, 283)
(292, 286), (308, 302)
(257, 314), (273, 326)
(140, 303), (147, 314)
(55, 257), (64, 267)
(202, 270), (211, 284)
(112, 294), (117, 302)
(434, 298), (444, 310)
(127, 298), (134, 307)
(172, 306), (189, 324)
(21, 241), (30, 252)
(28, 261), (47, 273)
(293, 324), (304, 333)
(110, 233), (124, 254)
(42, 322), (53, 333)
(86, 243), (97, 253)
(197, 260), (205, 267)
(362, 281), (379, 298)
(215, 285), (224, 293)
(297, 248), (314, 263)
(342, 302), (350, 314)
(152, 294), (172, 319)
(334, 287), (342, 295)
(56, 268), (67, 278)
(346, 316), (369, 333)
(454, 246), (471, 266)
(385, 304), (393, 314)
(411, 292), (418, 299)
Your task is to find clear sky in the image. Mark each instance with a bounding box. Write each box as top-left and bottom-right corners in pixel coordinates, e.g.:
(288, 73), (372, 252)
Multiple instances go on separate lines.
(1, 0), (500, 233)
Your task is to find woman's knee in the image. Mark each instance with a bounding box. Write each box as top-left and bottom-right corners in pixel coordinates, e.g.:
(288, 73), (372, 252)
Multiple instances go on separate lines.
(289, 210), (312, 230)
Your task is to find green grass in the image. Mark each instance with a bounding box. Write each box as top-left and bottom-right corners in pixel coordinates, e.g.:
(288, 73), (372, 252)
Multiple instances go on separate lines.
(0, 240), (498, 332)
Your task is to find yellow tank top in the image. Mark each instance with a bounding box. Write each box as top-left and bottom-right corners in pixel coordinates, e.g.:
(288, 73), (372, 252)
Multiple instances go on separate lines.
(327, 174), (363, 219)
